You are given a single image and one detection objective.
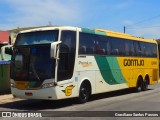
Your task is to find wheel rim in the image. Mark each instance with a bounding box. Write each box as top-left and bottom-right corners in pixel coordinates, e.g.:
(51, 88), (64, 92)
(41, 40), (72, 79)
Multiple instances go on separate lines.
(80, 87), (88, 100)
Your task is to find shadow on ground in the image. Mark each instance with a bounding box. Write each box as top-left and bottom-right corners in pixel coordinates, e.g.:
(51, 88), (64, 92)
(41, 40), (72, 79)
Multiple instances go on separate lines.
(0, 88), (153, 111)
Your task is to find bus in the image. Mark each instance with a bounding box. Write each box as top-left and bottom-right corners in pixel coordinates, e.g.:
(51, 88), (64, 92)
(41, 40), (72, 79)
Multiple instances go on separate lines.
(158, 43), (160, 76)
(9, 26), (159, 103)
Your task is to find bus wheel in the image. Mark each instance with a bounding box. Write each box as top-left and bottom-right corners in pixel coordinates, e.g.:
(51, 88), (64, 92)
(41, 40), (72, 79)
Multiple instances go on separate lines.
(142, 79), (148, 91)
(135, 78), (143, 92)
(78, 82), (91, 103)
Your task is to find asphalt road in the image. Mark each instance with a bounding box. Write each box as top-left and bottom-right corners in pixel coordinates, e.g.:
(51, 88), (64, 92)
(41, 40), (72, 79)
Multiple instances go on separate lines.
(0, 83), (160, 120)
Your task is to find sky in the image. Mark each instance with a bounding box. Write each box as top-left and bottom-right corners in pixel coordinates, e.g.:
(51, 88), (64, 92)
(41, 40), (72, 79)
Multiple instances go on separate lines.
(1, 0), (160, 39)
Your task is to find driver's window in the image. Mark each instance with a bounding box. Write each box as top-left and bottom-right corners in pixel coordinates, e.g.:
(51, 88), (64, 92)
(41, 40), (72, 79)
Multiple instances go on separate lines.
(58, 31), (76, 81)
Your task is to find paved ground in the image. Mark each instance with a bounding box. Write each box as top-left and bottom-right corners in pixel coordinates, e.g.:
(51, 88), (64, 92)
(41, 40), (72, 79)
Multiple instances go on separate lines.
(0, 82), (160, 120)
(0, 94), (17, 104)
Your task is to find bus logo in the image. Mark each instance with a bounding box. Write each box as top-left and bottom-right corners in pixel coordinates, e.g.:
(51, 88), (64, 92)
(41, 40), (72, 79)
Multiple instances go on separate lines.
(123, 59), (144, 66)
(64, 85), (75, 96)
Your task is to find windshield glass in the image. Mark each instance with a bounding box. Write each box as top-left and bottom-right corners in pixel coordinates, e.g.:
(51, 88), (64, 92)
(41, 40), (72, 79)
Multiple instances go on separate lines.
(11, 45), (55, 81)
(15, 30), (58, 46)
(11, 30), (58, 81)
(29, 46), (54, 80)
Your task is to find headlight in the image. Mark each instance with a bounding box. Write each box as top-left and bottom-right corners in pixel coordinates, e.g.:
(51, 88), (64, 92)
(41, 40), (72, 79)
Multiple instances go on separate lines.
(11, 83), (16, 88)
(41, 82), (56, 89)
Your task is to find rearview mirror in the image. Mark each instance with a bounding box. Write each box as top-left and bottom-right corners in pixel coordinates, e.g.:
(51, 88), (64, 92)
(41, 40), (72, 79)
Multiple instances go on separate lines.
(1, 45), (13, 60)
(50, 41), (62, 59)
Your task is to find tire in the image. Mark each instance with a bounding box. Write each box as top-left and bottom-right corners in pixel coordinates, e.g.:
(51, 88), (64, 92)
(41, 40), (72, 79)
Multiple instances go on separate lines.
(135, 79), (143, 92)
(78, 82), (90, 103)
(142, 79), (148, 91)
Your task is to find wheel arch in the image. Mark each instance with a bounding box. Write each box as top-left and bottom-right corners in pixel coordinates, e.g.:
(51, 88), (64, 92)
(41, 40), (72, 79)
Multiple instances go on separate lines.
(79, 78), (92, 95)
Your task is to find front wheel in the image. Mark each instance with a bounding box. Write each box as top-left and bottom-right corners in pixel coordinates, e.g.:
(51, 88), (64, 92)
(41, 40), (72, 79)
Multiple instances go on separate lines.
(78, 83), (90, 103)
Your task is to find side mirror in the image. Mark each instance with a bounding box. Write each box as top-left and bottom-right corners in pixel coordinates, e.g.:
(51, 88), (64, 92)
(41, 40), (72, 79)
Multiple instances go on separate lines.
(1, 45), (13, 60)
(50, 41), (62, 59)
(5, 46), (13, 55)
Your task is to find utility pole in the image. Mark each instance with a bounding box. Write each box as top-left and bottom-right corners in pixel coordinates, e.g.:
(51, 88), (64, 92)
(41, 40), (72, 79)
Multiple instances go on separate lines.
(124, 26), (126, 33)
(48, 21), (52, 26)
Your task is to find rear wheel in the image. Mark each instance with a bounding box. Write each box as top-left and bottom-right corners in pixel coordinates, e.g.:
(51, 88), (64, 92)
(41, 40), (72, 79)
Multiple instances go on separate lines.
(135, 78), (143, 92)
(142, 79), (148, 91)
(78, 82), (91, 103)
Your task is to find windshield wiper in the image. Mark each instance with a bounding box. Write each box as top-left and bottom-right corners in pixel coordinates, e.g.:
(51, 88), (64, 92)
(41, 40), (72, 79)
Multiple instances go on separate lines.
(30, 63), (40, 80)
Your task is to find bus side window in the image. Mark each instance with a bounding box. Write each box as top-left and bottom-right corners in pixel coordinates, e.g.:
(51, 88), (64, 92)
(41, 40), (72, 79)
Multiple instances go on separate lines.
(106, 40), (111, 55)
(130, 41), (135, 56)
(79, 46), (86, 54)
(140, 42), (146, 57)
(112, 49), (119, 55)
(79, 32), (95, 55)
(151, 44), (157, 57)
(110, 37), (125, 56)
(96, 35), (109, 55)
(87, 47), (95, 54)
(124, 40), (135, 56)
(125, 40), (130, 56)
(145, 43), (150, 57)
(134, 41), (142, 56)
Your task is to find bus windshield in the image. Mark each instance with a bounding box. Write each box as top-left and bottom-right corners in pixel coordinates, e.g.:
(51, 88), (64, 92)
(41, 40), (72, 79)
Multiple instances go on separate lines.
(11, 30), (59, 81)
(11, 46), (55, 81)
(15, 30), (58, 46)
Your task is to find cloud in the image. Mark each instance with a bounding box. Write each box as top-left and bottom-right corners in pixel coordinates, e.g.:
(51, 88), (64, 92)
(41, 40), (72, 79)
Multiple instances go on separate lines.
(1, 0), (82, 29)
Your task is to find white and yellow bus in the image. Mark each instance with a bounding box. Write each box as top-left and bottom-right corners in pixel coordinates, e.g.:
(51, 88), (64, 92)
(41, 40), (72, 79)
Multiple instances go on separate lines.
(10, 26), (159, 103)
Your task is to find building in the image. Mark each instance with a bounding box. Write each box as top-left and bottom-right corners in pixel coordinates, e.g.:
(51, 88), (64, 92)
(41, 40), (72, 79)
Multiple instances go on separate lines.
(0, 31), (9, 44)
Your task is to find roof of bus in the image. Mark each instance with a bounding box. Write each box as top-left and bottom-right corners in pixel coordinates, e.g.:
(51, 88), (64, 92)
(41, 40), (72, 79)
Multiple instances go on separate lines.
(19, 26), (77, 33)
(95, 28), (156, 43)
(18, 26), (157, 44)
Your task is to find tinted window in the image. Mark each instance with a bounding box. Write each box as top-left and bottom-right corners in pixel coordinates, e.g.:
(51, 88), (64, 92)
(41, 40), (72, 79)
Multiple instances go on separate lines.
(79, 32), (95, 55)
(58, 31), (76, 81)
(96, 35), (110, 55)
(125, 40), (135, 56)
(60, 31), (76, 53)
(15, 30), (58, 46)
(139, 42), (146, 56)
(79, 32), (157, 58)
(134, 42), (157, 57)
(110, 37), (125, 56)
(144, 43), (151, 57)
(134, 41), (142, 56)
(150, 44), (157, 57)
